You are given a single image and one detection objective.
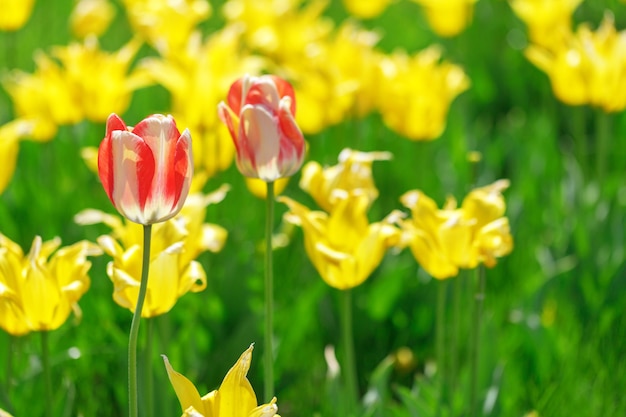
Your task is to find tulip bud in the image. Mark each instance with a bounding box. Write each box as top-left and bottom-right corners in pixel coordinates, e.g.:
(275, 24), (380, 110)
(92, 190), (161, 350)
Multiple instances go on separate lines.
(218, 74), (305, 182)
(97, 113), (193, 225)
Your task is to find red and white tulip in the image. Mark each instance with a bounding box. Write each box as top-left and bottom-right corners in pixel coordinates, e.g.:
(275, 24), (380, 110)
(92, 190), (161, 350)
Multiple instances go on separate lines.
(218, 74), (305, 182)
(97, 113), (193, 225)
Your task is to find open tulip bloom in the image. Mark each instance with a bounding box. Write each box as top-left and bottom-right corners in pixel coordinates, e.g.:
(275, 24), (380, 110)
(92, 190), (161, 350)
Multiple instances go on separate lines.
(217, 74), (305, 182)
(163, 344), (279, 417)
(98, 113), (193, 225)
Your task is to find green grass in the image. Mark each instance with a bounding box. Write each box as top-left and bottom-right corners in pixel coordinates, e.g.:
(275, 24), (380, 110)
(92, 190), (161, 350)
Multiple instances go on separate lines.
(1, 0), (626, 416)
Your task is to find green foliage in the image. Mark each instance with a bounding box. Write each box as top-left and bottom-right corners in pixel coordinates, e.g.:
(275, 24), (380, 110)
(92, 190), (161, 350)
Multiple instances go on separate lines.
(1, 0), (626, 416)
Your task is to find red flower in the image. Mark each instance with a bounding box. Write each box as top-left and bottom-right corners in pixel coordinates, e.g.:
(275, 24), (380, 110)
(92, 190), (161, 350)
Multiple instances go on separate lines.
(98, 113), (193, 225)
(218, 74), (305, 182)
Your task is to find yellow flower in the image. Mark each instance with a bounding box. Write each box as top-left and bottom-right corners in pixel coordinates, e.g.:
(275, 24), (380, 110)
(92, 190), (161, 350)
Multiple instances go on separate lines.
(525, 13), (626, 112)
(288, 21), (383, 132)
(140, 24), (264, 180)
(52, 36), (149, 122)
(0, 234), (100, 335)
(122, 0), (211, 56)
(510, 0), (582, 49)
(3, 52), (82, 141)
(0, 119), (37, 194)
(377, 45), (469, 140)
(411, 0), (478, 37)
(245, 177), (290, 199)
(300, 148), (391, 212)
(399, 180), (513, 279)
(69, 0), (116, 39)
(3, 37), (148, 138)
(342, 0), (392, 19)
(163, 344), (279, 417)
(279, 192), (402, 290)
(0, 0), (36, 31)
(75, 187), (229, 318)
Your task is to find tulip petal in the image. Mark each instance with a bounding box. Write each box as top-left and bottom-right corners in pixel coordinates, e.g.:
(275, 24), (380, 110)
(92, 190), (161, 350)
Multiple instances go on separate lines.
(162, 355), (206, 414)
(239, 105), (280, 181)
(218, 344), (258, 416)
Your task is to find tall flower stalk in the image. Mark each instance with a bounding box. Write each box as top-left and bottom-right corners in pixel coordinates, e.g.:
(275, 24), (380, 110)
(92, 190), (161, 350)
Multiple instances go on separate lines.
(97, 113), (193, 417)
(41, 331), (52, 417)
(127, 224), (152, 417)
(340, 289), (358, 412)
(264, 181), (275, 399)
(218, 74), (305, 401)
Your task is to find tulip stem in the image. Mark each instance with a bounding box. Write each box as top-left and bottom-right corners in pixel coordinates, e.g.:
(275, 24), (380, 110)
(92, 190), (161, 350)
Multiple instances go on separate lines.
(435, 279), (447, 412)
(595, 109), (611, 182)
(41, 331), (53, 417)
(264, 181), (275, 402)
(145, 318), (155, 417)
(469, 266), (486, 417)
(129, 224), (152, 417)
(340, 288), (359, 414)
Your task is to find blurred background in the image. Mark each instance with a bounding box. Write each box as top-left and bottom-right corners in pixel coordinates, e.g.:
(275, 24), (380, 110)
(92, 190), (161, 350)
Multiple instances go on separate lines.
(1, 0), (625, 416)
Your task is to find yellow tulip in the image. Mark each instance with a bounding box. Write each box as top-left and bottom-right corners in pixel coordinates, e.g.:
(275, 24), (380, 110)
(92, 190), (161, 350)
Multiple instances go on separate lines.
(69, 0), (116, 39)
(0, 234), (100, 335)
(287, 21), (382, 133)
(75, 187), (228, 318)
(52, 36), (150, 122)
(245, 177), (290, 199)
(510, 0), (582, 49)
(3, 53), (81, 141)
(299, 148), (391, 212)
(0, 119), (37, 194)
(525, 13), (626, 112)
(0, 0), (36, 31)
(411, 0), (478, 37)
(163, 344), (279, 417)
(122, 0), (211, 56)
(377, 45), (469, 140)
(399, 180), (513, 279)
(342, 0), (392, 19)
(279, 192), (402, 290)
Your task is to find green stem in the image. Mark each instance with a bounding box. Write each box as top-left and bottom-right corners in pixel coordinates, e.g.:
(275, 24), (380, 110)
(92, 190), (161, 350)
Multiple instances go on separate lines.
(264, 181), (275, 402)
(340, 289), (359, 414)
(0, 336), (14, 414)
(450, 275), (462, 400)
(41, 331), (53, 417)
(435, 279), (447, 412)
(571, 106), (588, 175)
(129, 224), (152, 417)
(145, 318), (154, 417)
(469, 266), (486, 417)
(595, 109), (611, 182)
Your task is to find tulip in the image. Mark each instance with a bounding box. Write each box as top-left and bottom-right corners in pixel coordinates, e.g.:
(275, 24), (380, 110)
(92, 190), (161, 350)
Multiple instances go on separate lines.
(0, 119), (35, 194)
(342, 0), (391, 19)
(299, 148), (392, 212)
(279, 192), (402, 290)
(218, 74), (305, 182)
(75, 187), (228, 318)
(377, 46), (469, 140)
(98, 113), (193, 225)
(0, 234), (100, 335)
(510, 0), (582, 49)
(399, 180), (513, 279)
(411, 0), (478, 37)
(163, 344), (279, 417)
(69, 0), (116, 38)
(0, 0), (36, 31)
(122, 0), (211, 56)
